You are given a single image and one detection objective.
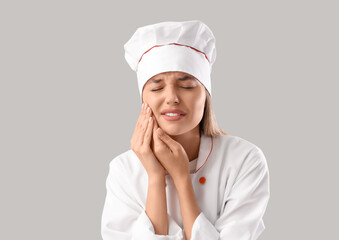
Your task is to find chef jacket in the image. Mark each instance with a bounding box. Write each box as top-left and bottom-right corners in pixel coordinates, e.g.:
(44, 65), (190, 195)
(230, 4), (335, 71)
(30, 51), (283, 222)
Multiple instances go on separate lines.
(101, 133), (270, 240)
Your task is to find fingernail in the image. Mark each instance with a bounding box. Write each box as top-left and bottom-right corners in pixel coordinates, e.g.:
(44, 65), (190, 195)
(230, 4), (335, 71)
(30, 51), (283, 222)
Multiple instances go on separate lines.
(147, 107), (150, 113)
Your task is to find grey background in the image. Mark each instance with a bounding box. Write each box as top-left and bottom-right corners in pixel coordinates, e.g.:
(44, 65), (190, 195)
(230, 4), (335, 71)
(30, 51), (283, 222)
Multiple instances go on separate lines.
(1, 0), (338, 239)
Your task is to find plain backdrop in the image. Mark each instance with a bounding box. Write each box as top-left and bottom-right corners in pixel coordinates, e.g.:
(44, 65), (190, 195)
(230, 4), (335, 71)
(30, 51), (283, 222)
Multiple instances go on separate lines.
(1, 0), (338, 239)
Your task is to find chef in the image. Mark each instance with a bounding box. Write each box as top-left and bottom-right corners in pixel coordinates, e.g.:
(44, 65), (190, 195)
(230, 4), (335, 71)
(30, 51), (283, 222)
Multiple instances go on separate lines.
(101, 20), (270, 240)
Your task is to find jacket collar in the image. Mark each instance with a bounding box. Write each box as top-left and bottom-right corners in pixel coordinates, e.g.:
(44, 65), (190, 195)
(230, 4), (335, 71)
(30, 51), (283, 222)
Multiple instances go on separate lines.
(193, 133), (213, 174)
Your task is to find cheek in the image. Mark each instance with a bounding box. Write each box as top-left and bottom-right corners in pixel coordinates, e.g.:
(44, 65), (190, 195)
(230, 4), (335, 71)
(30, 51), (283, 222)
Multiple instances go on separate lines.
(142, 92), (154, 107)
(143, 98), (160, 115)
(191, 97), (205, 118)
(192, 89), (205, 109)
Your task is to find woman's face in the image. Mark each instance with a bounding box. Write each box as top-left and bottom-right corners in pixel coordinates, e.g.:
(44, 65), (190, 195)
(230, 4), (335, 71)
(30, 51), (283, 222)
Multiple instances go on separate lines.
(142, 71), (206, 136)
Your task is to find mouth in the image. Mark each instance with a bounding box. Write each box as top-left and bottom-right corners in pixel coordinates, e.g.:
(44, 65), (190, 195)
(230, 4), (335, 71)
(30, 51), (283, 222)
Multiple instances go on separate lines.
(161, 113), (186, 121)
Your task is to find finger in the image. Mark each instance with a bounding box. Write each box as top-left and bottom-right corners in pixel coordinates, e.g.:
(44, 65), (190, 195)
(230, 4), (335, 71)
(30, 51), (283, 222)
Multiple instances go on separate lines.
(143, 115), (153, 147)
(136, 103), (146, 124)
(152, 116), (160, 142)
(151, 116), (157, 150)
(156, 128), (178, 152)
(153, 115), (159, 129)
(140, 102), (144, 113)
(132, 103), (144, 145)
(140, 105), (153, 145)
(152, 122), (169, 152)
(136, 103), (150, 146)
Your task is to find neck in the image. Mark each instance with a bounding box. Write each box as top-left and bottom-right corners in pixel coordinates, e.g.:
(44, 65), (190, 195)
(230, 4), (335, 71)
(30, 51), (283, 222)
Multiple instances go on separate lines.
(169, 126), (201, 162)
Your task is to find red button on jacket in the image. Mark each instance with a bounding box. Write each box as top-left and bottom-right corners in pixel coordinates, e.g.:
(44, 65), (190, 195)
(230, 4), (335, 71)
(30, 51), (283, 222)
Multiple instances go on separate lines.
(199, 177), (206, 184)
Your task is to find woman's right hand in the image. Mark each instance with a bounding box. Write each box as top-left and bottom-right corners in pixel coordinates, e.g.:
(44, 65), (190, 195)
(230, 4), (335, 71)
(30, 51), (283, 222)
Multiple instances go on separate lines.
(130, 103), (166, 178)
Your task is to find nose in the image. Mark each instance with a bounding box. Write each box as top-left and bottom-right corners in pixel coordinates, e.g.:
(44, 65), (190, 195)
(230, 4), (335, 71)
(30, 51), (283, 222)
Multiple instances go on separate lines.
(165, 86), (180, 104)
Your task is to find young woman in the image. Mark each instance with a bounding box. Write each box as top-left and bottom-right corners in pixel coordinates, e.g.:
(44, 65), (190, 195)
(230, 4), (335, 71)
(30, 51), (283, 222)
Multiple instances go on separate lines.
(101, 20), (270, 240)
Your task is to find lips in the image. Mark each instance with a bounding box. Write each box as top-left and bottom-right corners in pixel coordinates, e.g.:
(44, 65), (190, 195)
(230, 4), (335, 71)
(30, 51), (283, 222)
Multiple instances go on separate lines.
(161, 109), (186, 115)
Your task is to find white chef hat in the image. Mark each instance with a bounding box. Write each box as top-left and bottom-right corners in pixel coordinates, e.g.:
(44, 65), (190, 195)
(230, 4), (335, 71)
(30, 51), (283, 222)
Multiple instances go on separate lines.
(123, 20), (216, 99)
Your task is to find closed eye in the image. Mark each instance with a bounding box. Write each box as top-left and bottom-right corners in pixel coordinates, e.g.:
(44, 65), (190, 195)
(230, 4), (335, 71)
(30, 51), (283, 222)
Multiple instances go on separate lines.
(151, 88), (162, 92)
(151, 86), (194, 92)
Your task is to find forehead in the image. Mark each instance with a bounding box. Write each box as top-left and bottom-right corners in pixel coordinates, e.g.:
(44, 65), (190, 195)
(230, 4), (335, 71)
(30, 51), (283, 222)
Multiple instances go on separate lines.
(146, 71), (197, 85)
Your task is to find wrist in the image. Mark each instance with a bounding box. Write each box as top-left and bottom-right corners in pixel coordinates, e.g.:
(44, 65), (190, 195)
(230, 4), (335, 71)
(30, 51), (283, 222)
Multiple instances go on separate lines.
(173, 173), (191, 190)
(148, 174), (166, 185)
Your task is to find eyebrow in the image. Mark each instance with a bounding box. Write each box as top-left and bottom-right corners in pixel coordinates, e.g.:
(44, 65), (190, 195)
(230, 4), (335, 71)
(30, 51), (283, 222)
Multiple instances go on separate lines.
(150, 75), (195, 84)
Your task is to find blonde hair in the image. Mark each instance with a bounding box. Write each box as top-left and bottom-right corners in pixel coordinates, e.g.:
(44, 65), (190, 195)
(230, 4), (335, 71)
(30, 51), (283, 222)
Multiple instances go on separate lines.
(199, 89), (229, 137)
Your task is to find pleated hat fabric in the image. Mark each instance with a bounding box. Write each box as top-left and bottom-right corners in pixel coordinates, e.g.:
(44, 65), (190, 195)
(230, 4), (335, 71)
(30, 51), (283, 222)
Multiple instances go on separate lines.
(124, 20), (216, 98)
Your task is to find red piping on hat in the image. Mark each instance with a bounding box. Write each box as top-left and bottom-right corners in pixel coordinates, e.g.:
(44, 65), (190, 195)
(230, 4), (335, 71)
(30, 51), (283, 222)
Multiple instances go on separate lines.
(138, 43), (210, 64)
(194, 136), (213, 174)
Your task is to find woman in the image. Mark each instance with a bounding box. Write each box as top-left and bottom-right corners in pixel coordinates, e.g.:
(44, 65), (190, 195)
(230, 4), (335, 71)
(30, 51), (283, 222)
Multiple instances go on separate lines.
(101, 20), (270, 240)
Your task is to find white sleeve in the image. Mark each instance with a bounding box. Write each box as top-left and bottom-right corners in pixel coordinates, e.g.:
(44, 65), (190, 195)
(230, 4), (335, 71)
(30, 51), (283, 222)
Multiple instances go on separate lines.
(190, 147), (270, 240)
(101, 159), (185, 240)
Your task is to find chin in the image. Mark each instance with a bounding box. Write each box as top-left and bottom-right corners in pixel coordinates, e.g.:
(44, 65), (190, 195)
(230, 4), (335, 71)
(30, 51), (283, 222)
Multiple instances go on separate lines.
(164, 125), (197, 137)
(162, 127), (186, 136)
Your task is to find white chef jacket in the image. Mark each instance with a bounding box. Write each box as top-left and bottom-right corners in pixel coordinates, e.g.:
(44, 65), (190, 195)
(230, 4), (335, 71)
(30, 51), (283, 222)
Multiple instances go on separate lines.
(101, 133), (270, 240)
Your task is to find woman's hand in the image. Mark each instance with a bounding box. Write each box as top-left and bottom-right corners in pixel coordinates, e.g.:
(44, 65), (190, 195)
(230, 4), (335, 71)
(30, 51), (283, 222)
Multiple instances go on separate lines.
(130, 103), (166, 178)
(151, 118), (190, 184)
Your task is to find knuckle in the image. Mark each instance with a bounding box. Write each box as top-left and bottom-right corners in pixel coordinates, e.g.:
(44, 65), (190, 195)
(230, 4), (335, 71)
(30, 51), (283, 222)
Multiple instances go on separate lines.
(157, 146), (166, 153)
(139, 148), (145, 155)
(140, 147), (150, 156)
(173, 145), (180, 152)
(141, 125), (147, 132)
(132, 145), (140, 152)
(153, 143), (161, 149)
(153, 147), (160, 154)
(153, 151), (160, 158)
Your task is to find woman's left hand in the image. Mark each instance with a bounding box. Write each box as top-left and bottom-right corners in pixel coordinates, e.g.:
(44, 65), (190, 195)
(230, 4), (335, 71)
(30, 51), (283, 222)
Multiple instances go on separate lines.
(151, 116), (190, 184)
